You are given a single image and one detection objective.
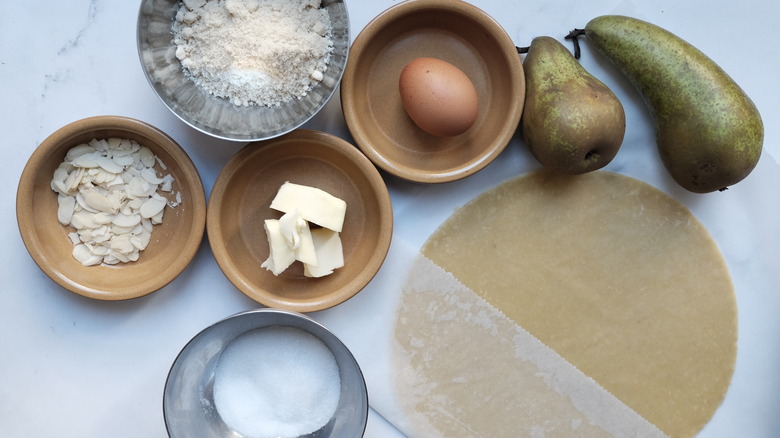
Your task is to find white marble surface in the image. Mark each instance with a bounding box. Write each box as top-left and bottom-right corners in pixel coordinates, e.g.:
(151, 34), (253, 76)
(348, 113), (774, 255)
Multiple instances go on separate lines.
(2, 1), (779, 437)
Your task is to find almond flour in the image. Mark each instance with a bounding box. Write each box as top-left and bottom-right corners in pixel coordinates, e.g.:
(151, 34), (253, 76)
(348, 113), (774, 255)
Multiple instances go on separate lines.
(172, 0), (334, 107)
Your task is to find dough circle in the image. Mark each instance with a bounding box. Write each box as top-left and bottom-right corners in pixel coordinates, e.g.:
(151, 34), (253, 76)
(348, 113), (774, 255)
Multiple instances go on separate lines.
(393, 171), (736, 437)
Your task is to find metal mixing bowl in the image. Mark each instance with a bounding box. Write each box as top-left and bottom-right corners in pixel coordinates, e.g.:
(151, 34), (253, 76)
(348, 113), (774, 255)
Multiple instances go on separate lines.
(163, 308), (368, 437)
(136, 0), (349, 141)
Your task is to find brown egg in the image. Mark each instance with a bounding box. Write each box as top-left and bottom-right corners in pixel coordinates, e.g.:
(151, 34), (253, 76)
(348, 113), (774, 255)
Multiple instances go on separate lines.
(399, 57), (479, 137)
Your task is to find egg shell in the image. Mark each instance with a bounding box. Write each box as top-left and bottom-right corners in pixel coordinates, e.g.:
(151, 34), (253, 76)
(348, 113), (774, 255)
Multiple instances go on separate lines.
(399, 57), (479, 137)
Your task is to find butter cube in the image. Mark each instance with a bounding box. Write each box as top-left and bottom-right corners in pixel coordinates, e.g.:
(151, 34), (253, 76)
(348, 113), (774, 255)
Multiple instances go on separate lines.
(270, 182), (346, 232)
(278, 209), (317, 266)
(303, 228), (344, 278)
(260, 219), (295, 275)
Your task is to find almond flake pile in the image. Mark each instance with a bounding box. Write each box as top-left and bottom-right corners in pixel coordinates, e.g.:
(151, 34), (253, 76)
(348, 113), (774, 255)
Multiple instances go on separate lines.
(50, 138), (182, 266)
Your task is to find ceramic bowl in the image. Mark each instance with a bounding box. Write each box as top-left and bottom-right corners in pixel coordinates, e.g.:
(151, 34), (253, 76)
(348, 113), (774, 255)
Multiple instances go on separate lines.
(136, 0), (350, 141)
(16, 116), (207, 301)
(207, 129), (393, 312)
(341, 0), (524, 183)
(164, 308), (369, 438)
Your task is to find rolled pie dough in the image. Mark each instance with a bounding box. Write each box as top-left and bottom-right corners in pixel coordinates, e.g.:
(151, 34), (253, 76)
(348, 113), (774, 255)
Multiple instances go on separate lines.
(393, 171), (736, 437)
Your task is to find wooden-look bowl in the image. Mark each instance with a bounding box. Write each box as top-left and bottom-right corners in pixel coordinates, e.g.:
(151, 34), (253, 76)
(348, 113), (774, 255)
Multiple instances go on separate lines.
(207, 129), (393, 312)
(341, 0), (524, 183)
(16, 116), (206, 300)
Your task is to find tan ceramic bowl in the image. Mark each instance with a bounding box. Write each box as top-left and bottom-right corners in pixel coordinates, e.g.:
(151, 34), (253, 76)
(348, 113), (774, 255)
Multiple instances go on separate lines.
(207, 129), (393, 312)
(341, 0), (524, 183)
(16, 116), (207, 300)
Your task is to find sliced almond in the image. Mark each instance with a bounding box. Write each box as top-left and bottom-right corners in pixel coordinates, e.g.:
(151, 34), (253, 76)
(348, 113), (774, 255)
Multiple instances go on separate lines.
(151, 209), (164, 225)
(96, 156), (124, 174)
(92, 212), (114, 225)
(141, 218), (153, 233)
(71, 151), (101, 168)
(161, 174), (175, 192)
(51, 138), (179, 266)
(67, 232), (81, 245)
(140, 195), (167, 219)
(106, 137), (122, 150)
(112, 154), (135, 167)
(110, 250), (131, 263)
(127, 176), (152, 198)
(111, 224), (136, 235)
(83, 190), (115, 213)
(72, 244), (102, 266)
(140, 167), (163, 185)
(57, 194), (76, 225)
(138, 146), (156, 168)
(51, 168), (69, 194)
(89, 138), (110, 152)
(126, 198), (144, 210)
(91, 245), (110, 256)
(70, 211), (99, 229)
(64, 168), (86, 193)
(130, 231), (152, 251)
(65, 144), (96, 161)
(110, 234), (135, 254)
(155, 156), (168, 170)
(113, 212), (141, 228)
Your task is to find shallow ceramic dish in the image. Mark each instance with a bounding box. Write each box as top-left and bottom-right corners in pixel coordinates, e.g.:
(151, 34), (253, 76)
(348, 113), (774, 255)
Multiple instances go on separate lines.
(207, 129), (393, 312)
(164, 308), (369, 438)
(341, 0), (524, 183)
(16, 116), (207, 301)
(137, 0), (350, 142)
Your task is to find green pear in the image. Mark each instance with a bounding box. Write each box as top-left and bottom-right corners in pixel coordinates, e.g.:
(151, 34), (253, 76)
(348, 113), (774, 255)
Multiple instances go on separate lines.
(521, 36), (626, 175)
(569, 15), (763, 193)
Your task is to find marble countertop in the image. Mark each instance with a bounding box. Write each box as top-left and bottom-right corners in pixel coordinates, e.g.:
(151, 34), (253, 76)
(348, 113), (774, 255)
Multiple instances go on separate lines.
(2, 1), (779, 437)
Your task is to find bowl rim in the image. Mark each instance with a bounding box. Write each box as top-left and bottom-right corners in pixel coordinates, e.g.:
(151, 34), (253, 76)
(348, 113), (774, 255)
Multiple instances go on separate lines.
(341, 0), (524, 183)
(135, 0), (351, 142)
(16, 115), (207, 300)
(163, 308), (369, 437)
(206, 128), (393, 312)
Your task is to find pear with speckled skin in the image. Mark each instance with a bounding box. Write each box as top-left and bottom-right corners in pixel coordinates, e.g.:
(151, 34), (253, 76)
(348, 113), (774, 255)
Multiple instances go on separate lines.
(575, 15), (763, 193)
(521, 36), (626, 175)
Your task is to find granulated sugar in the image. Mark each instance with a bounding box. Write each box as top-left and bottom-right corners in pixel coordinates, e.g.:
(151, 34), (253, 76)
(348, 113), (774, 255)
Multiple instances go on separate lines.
(172, 0), (333, 107)
(212, 326), (341, 438)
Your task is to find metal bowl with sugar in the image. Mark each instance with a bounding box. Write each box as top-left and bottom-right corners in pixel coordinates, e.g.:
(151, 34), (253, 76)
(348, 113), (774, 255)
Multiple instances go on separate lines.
(163, 308), (369, 438)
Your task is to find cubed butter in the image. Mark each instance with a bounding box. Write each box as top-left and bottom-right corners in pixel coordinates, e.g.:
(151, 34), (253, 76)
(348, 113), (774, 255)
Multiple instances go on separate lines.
(278, 209), (317, 266)
(260, 219), (295, 275)
(303, 228), (344, 278)
(270, 182), (347, 232)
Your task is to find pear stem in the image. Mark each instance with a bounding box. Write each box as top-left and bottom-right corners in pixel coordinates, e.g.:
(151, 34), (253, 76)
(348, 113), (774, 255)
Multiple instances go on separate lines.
(565, 28), (587, 59)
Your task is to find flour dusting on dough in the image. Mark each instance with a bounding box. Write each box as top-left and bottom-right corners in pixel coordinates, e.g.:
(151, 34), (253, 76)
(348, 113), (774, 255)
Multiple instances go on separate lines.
(391, 171), (735, 438)
(392, 254), (667, 438)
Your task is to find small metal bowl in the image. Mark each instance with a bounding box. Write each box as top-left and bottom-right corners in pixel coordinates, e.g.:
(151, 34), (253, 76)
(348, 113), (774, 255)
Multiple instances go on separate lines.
(137, 0), (350, 141)
(163, 309), (368, 438)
